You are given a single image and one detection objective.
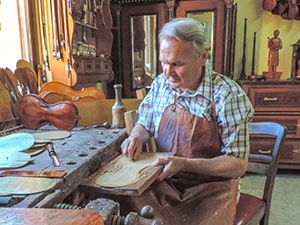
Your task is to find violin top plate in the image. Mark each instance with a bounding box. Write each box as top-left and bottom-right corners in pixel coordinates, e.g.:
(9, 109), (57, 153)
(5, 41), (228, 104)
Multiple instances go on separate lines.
(0, 132), (34, 152)
(0, 151), (31, 169)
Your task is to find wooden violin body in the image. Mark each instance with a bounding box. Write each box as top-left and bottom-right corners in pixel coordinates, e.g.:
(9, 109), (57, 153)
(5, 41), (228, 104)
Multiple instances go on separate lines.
(0, 79), (14, 122)
(39, 81), (106, 103)
(279, 0), (299, 19)
(14, 67), (39, 95)
(18, 94), (78, 130)
(263, 0), (277, 11)
(0, 68), (23, 117)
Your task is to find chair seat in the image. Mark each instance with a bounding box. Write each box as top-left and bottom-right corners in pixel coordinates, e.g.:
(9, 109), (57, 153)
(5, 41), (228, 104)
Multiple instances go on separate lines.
(234, 193), (266, 225)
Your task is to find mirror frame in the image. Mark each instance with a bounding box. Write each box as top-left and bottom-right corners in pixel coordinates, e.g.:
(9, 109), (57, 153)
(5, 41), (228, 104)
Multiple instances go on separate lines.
(120, 2), (168, 97)
(176, 0), (236, 77)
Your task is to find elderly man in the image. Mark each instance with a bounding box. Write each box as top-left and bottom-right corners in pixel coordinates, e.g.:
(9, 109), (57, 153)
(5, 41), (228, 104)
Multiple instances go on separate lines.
(121, 17), (254, 225)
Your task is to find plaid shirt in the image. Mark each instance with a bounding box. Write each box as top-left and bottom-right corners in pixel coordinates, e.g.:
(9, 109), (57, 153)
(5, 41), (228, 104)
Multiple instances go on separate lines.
(137, 64), (254, 159)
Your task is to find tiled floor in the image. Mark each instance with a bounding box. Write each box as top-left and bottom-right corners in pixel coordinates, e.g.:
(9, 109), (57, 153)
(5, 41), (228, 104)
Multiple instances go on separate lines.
(240, 170), (300, 225)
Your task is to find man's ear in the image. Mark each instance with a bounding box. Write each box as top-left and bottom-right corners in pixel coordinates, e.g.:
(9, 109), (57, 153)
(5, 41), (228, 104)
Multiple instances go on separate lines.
(200, 48), (209, 64)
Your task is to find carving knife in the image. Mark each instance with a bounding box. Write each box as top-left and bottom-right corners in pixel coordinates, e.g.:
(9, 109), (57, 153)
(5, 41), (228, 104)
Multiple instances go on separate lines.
(0, 170), (66, 178)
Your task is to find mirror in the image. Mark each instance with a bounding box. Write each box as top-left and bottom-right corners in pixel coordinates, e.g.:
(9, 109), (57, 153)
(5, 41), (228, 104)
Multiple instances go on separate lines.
(131, 15), (157, 89)
(176, 0), (237, 77)
(115, 2), (168, 98)
(187, 11), (214, 65)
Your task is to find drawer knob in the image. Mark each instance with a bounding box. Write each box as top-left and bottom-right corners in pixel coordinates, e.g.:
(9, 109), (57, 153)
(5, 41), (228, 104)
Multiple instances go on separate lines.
(258, 149), (272, 154)
(263, 97), (278, 102)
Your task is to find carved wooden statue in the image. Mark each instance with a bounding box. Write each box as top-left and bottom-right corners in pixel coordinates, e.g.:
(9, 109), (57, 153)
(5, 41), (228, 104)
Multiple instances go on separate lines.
(268, 29), (282, 73)
(263, 29), (283, 80)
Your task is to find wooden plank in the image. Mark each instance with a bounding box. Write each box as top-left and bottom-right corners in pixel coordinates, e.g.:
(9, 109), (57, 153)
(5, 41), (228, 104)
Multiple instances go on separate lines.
(74, 99), (142, 126)
(0, 208), (103, 225)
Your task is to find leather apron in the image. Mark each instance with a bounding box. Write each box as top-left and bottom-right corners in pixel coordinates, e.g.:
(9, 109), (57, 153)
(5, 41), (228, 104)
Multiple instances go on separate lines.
(126, 97), (239, 225)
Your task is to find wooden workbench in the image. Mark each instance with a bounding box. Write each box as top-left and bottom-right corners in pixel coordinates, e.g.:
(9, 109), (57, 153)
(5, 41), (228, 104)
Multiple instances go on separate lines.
(0, 125), (127, 208)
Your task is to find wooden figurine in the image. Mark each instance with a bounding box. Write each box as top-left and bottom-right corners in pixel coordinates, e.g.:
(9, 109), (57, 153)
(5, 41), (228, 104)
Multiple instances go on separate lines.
(263, 29), (283, 80)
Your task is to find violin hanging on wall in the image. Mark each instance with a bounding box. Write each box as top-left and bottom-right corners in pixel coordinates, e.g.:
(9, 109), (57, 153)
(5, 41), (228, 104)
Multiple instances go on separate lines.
(262, 0), (277, 11)
(268, 0), (300, 20)
(279, 0), (299, 19)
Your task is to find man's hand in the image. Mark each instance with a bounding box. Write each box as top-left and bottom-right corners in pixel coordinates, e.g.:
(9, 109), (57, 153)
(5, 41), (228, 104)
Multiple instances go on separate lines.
(121, 135), (143, 160)
(152, 156), (185, 181)
(121, 124), (151, 160)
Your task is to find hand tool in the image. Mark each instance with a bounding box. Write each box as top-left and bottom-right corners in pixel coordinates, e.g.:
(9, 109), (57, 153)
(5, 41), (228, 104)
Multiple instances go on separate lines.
(46, 143), (60, 167)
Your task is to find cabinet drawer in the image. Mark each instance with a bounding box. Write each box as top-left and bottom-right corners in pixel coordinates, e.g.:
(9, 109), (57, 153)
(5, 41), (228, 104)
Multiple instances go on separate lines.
(84, 59), (94, 73)
(74, 58), (84, 73)
(94, 59), (110, 73)
(247, 85), (300, 112)
(250, 138), (300, 165)
(253, 115), (300, 138)
(282, 140), (300, 162)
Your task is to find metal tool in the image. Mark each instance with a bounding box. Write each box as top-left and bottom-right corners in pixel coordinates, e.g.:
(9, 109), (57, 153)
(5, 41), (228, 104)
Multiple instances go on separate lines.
(80, 121), (111, 130)
(46, 143), (60, 167)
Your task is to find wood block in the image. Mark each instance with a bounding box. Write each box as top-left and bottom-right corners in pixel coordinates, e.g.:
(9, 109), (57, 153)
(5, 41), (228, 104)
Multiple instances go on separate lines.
(124, 110), (137, 135)
(136, 88), (146, 99)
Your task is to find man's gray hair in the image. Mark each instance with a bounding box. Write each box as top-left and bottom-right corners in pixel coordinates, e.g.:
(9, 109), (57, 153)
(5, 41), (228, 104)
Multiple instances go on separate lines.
(159, 17), (208, 56)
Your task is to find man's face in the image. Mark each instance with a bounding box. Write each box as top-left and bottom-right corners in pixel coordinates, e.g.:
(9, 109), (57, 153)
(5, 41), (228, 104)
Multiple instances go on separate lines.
(159, 37), (208, 92)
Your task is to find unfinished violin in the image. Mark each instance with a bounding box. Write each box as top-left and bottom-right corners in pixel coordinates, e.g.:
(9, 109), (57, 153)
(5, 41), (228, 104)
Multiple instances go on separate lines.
(14, 67), (39, 94)
(0, 68), (23, 117)
(18, 94), (78, 130)
(0, 80), (15, 122)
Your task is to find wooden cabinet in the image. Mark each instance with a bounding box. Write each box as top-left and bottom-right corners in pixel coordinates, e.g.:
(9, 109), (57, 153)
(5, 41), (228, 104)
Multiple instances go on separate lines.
(71, 0), (114, 89)
(240, 80), (300, 169)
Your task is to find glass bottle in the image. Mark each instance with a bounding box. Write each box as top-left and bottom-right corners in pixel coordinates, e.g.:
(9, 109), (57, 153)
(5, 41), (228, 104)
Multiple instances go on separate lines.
(111, 84), (126, 128)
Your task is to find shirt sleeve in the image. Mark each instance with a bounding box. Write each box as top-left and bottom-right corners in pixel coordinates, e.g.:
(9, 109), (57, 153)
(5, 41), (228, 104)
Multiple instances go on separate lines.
(216, 89), (254, 159)
(136, 76), (160, 135)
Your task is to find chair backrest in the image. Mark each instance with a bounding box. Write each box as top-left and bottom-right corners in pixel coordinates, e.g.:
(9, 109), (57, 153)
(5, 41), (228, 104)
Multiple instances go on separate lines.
(246, 121), (287, 224)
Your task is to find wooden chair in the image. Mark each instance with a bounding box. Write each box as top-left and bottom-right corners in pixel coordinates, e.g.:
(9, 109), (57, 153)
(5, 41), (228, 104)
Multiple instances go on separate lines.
(235, 122), (287, 225)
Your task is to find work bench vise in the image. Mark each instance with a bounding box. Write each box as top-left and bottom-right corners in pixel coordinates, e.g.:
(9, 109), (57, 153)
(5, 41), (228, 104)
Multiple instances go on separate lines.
(55, 198), (164, 225)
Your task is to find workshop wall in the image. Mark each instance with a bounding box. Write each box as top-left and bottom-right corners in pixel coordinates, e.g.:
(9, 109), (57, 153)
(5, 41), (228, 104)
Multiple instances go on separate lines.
(234, 0), (300, 80)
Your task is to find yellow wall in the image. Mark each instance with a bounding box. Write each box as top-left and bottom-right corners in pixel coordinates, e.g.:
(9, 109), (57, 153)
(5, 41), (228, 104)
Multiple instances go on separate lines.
(234, 0), (300, 80)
